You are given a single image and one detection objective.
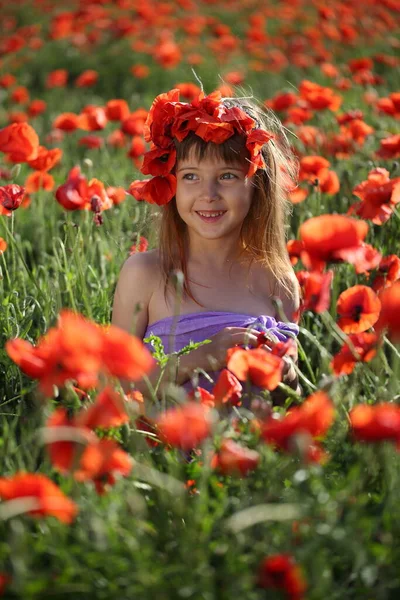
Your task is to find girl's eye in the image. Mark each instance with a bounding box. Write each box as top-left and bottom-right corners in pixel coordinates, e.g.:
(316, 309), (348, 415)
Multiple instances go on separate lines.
(182, 173), (197, 180)
(221, 173), (237, 180)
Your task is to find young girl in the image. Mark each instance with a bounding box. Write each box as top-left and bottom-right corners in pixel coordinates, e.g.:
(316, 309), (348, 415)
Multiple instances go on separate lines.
(112, 88), (301, 415)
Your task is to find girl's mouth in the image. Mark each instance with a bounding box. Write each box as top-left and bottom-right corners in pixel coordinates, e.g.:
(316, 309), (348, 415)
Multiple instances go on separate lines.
(195, 210), (227, 223)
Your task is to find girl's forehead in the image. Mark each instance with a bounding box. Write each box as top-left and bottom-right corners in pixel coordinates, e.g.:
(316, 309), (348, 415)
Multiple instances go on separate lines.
(177, 152), (245, 169)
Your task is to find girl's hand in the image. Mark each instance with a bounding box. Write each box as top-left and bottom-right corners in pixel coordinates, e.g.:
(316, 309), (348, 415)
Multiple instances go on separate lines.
(200, 327), (263, 371)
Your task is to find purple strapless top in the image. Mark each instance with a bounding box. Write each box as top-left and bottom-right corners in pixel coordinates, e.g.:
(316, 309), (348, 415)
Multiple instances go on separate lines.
(143, 311), (299, 398)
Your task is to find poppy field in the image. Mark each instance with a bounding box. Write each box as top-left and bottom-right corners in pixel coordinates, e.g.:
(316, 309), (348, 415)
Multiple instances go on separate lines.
(1, 0), (400, 598)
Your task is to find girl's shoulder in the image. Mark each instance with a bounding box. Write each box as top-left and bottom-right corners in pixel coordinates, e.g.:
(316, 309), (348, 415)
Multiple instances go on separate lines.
(118, 249), (162, 296)
(124, 248), (161, 271)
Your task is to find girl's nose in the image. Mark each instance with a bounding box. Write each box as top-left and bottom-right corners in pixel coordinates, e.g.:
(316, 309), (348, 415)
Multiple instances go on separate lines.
(201, 180), (220, 201)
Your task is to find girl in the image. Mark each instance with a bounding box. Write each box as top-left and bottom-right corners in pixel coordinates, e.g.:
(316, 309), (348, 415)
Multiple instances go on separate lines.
(112, 88), (301, 415)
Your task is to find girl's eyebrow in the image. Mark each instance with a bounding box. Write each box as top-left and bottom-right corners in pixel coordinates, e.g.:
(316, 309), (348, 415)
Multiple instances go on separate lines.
(177, 166), (244, 172)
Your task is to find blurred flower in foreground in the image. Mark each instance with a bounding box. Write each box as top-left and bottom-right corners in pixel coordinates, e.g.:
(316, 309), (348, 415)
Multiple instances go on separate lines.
(5, 309), (155, 396)
(0, 473), (78, 523)
(156, 401), (214, 450)
(350, 403), (400, 444)
(331, 332), (380, 376)
(262, 391), (334, 464)
(257, 553), (307, 599)
(211, 438), (260, 477)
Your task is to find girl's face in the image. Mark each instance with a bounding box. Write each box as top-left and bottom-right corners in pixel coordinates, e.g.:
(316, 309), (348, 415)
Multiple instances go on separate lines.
(175, 151), (255, 241)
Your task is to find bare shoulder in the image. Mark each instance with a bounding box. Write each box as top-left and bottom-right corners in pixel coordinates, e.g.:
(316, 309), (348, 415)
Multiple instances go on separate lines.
(116, 249), (160, 291)
(111, 249), (161, 337)
(271, 270), (301, 324)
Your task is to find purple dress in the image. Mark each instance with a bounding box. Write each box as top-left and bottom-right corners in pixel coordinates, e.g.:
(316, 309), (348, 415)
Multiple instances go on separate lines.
(143, 311), (299, 399)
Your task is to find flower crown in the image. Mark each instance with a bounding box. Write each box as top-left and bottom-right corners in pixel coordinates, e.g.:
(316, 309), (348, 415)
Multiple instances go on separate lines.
(129, 88), (275, 206)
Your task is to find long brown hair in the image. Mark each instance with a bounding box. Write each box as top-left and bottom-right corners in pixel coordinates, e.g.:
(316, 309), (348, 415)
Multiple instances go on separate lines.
(154, 97), (299, 308)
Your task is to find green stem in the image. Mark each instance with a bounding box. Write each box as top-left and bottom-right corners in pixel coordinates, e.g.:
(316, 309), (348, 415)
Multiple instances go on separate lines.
(0, 215), (47, 304)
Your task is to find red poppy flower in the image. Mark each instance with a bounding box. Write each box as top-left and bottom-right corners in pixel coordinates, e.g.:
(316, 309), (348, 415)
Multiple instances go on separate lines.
(11, 86), (30, 104)
(334, 243), (381, 275)
(128, 179), (151, 201)
(121, 109), (148, 136)
(141, 147), (176, 176)
(130, 235), (149, 254)
(6, 309), (154, 396)
(76, 386), (129, 429)
(287, 239), (304, 266)
(375, 282), (400, 342)
(105, 99), (130, 121)
(79, 106), (107, 131)
(53, 112), (82, 132)
(8, 111), (29, 124)
(143, 88), (180, 147)
(331, 332), (379, 376)
(299, 214), (368, 271)
(343, 119), (374, 145)
(45, 407), (95, 473)
(289, 187), (308, 204)
(129, 175), (176, 205)
(28, 99), (47, 117)
(348, 58), (373, 73)
(298, 156), (339, 194)
(107, 130), (126, 148)
(0, 122), (39, 162)
(74, 438), (133, 495)
(0, 184), (25, 213)
(0, 73), (16, 88)
(153, 37), (182, 69)
(0, 473), (78, 523)
(350, 403), (400, 443)
(336, 110), (364, 125)
(212, 369), (243, 406)
(46, 69), (68, 88)
(175, 82), (202, 101)
(349, 168), (400, 225)
(262, 391), (334, 452)
(258, 554), (307, 600)
(296, 270), (333, 314)
(55, 165), (90, 211)
(211, 439), (260, 477)
(299, 79), (342, 111)
(188, 387), (216, 408)
(336, 285), (381, 334)
(27, 146), (62, 172)
(376, 93), (400, 119)
(128, 136), (146, 159)
(265, 92), (297, 112)
(316, 168), (340, 194)
(227, 347), (284, 391)
(25, 171), (55, 193)
(101, 323), (155, 381)
(78, 135), (103, 150)
(372, 255), (400, 293)
(377, 134), (400, 159)
(298, 155), (330, 182)
(0, 238), (7, 252)
(156, 401), (213, 450)
(130, 64), (150, 78)
(75, 70), (98, 88)
(245, 129), (274, 177)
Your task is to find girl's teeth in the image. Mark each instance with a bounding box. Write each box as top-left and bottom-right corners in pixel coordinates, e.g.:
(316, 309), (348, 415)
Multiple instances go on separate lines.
(198, 212), (224, 217)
